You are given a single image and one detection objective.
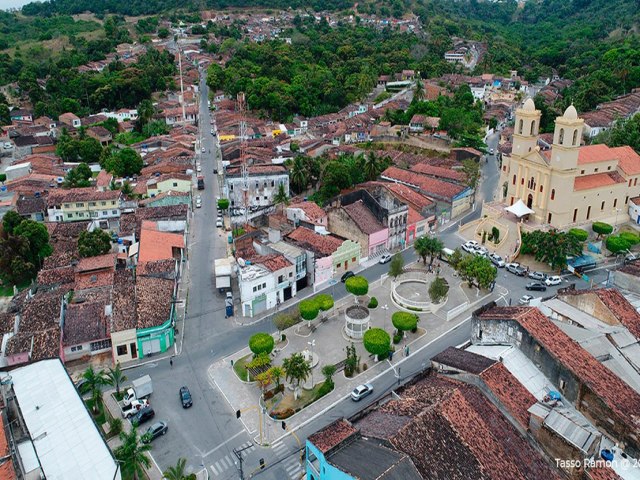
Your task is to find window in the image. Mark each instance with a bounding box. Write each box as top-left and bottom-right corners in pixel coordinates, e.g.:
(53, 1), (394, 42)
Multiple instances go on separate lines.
(101, 201), (107, 206)
(581, 170), (585, 174)
(586, 205), (591, 220)
(289, 272), (293, 277)
(89, 202), (96, 206)
(337, 263), (341, 268)
(635, 178), (638, 186)
(76, 202), (84, 207)
(64, 203), (71, 208)
(352, 257), (356, 263)
(607, 166), (611, 170)
(117, 345), (128, 356)
(71, 345), (83, 352)
(630, 179), (633, 187)
(594, 168), (599, 173)
(530, 121), (535, 136)
(539, 185), (543, 193)
(547, 212), (552, 223)
(230, 184), (234, 191)
(614, 198), (618, 208)
(256, 197), (259, 201)
(573, 208), (578, 222)
(551, 189), (555, 200)
(78, 212), (85, 217)
(173, 182), (178, 187)
(90, 339), (111, 351)
(112, 210), (117, 214)
(67, 213), (73, 218)
(572, 130), (578, 145)
(264, 196), (267, 200)
(601, 201), (605, 211)
(253, 286), (257, 292)
(559, 128), (564, 144)
(278, 275), (284, 283)
(512, 175), (516, 185)
(626, 196), (629, 204)
(271, 181), (275, 187)
(520, 177), (524, 185)
(518, 119), (523, 134)
(262, 283), (266, 289)
(111, 201), (116, 205)
(559, 379), (566, 392)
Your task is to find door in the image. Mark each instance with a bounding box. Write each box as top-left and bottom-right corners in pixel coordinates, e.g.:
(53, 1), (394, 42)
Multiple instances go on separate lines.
(527, 194), (533, 209)
(150, 338), (161, 354)
(130, 342), (138, 359)
(283, 286), (292, 301)
(252, 295), (267, 316)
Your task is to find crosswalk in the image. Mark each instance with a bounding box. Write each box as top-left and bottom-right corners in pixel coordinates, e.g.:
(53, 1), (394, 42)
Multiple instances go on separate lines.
(209, 441), (255, 477)
(271, 440), (304, 480)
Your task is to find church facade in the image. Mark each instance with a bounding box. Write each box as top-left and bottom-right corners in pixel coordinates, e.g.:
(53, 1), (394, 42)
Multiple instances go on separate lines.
(499, 98), (640, 228)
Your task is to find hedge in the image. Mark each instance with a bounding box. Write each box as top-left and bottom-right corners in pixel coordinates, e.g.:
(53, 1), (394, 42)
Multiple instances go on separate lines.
(248, 333), (275, 355)
(299, 298), (320, 321)
(392, 311), (418, 332)
(592, 222), (613, 236)
(568, 228), (588, 242)
(368, 297), (378, 309)
(315, 294), (334, 311)
(606, 235), (631, 254)
(620, 232), (640, 245)
(345, 275), (369, 296)
(363, 328), (391, 357)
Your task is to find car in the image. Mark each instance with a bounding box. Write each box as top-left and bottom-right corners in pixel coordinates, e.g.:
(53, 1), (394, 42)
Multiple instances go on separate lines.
(528, 271), (546, 281)
(201, 146), (206, 152)
(196, 200), (202, 208)
(461, 241), (478, 253)
(351, 383), (373, 401)
(216, 219), (223, 228)
(341, 270), (355, 282)
(122, 399), (149, 419)
(545, 275), (562, 286)
(142, 421), (168, 443)
(473, 246), (488, 257)
(525, 282), (547, 292)
(3, 142), (12, 149)
(379, 253), (392, 264)
(132, 406), (155, 425)
(489, 148), (494, 154)
(506, 263), (527, 276)
(179, 386), (193, 408)
(489, 253), (505, 268)
(196, 165), (202, 172)
(518, 295), (534, 305)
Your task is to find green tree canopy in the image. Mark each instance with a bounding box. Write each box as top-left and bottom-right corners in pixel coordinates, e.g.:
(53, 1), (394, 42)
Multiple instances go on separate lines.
(105, 148), (143, 177)
(520, 229), (583, 270)
(282, 352), (311, 388)
(388, 253), (404, 278)
(299, 298), (320, 321)
(345, 275), (369, 296)
(363, 328), (391, 358)
(592, 222), (613, 237)
(248, 333), (275, 356)
(429, 276), (449, 303)
(78, 229), (112, 258)
(392, 312), (418, 332)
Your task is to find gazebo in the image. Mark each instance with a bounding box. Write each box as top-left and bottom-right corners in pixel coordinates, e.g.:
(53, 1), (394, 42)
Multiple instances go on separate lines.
(505, 199), (535, 219)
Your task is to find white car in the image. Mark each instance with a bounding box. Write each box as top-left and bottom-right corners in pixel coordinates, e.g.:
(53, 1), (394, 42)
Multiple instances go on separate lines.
(518, 295), (534, 305)
(196, 199), (202, 208)
(216, 219), (223, 228)
(473, 246), (488, 256)
(201, 146), (206, 153)
(196, 165), (202, 173)
(379, 253), (392, 264)
(489, 253), (505, 268)
(351, 383), (373, 401)
(461, 241), (479, 253)
(545, 275), (562, 286)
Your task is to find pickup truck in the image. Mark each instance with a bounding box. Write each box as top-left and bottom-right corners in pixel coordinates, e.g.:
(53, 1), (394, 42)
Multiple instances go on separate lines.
(122, 399), (149, 418)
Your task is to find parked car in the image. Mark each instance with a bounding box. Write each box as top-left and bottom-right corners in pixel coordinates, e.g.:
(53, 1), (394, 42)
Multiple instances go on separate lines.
(351, 383), (373, 401)
(506, 263), (527, 276)
(179, 386), (193, 408)
(216, 218), (223, 228)
(142, 421), (168, 443)
(473, 246), (488, 257)
(545, 275), (562, 286)
(201, 146), (205, 152)
(379, 253), (392, 264)
(196, 198), (202, 208)
(489, 148), (494, 154)
(525, 282), (547, 292)
(461, 241), (479, 253)
(518, 294), (534, 305)
(341, 271), (355, 282)
(122, 399), (149, 419)
(132, 406), (155, 425)
(196, 165), (202, 173)
(489, 253), (505, 268)
(528, 271), (546, 281)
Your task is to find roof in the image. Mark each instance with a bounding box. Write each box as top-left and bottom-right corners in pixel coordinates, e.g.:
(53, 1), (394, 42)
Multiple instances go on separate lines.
(286, 227), (344, 256)
(61, 188), (121, 203)
(9, 359), (120, 480)
(431, 346), (496, 374)
(137, 221), (184, 263)
(16, 195), (46, 215)
(287, 201), (326, 223)
(308, 419), (357, 454)
(136, 276), (174, 329)
(410, 162), (465, 182)
(382, 182), (435, 211)
(112, 270), (136, 331)
(225, 164), (287, 177)
(611, 145), (640, 176)
(578, 144), (620, 165)
(573, 172), (625, 191)
(63, 301), (109, 346)
(77, 253), (116, 273)
(342, 200), (385, 235)
(478, 306), (640, 428)
(0, 416), (16, 480)
(255, 253), (292, 272)
(381, 166), (466, 201)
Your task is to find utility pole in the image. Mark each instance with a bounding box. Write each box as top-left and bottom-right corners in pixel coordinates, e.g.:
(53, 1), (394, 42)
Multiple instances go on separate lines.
(233, 443), (254, 480)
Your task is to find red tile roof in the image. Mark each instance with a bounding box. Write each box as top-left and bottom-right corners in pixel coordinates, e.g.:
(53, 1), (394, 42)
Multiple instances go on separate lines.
(0, 417), (16, 480)
(573, 172), (625, 191)
(611, 145), (640, 176)
(77, 253), (116, 273)
(308, 419), (357, 454)
(479, 306), (640, 428)
(407, 206), (424, 225)
(138, 221), (184, 262)
(411, 162), (465, 182)
(382, 182), (435, 211)
(382, 166), (466, 201)
(287, 201), (326, 223)
(286, 227), (344, 256)
(578, 144), (619, 165)
(342, 200), (385, 235)
(255, 253), (292, 272)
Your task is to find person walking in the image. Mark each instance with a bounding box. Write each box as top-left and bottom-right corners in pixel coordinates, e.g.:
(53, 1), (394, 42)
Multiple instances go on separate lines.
(170, 357), (173, 368)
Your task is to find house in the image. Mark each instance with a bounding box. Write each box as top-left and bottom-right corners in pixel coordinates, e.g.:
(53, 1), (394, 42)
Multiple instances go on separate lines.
(58, 112), (82, 129)
(285, 201), (328, 227)
(163, 105), (198, 125)
(59, 189), (122, 222)
(238, 254), (295, 317)
(629, 196), (640, 224)
(327, 200), (388, 260)
(15, 194), (46, 221)
(9, 108), (33, 123)
(409, 114), (440, 132)
(225, 164), (289, 212)
(87, 125), (113, 145)
(259, 240), (310, 291)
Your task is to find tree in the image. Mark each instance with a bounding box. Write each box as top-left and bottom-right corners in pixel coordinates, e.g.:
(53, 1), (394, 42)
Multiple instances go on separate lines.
(520, 229), (583, 270)
(392, 312), (418, 334)
(273, 183), (289, 206)
(345, 275), (369, 296)
(56, 130), (79, 161)
(415, 235), (443, 266)
(456, 255), (497, 289)
(461, 159), (480, 192)
(2, 211), (23, 235)
(362, 151), (381, 181)
(289, 156), (308, 193)
(429, 276), (449, 303)
(363, 328), (391, 360)
(269, 366), (284, 390)
(299, 298), (320, 321)
(105, 148), (143, 177)
(135, 99), (154, 132)
(606, 235), (632, 253)
(64, 162), (93, 188)
(414, 235), (429, 264)
(78, 229), (112, 257)
(80, 366), (109, 414)
(115, 427), (152, 480)
(163, 458), (189, 480)
(14, 220), (52, 267)
(282, 352), (311, 388)
(107, 362), (127, 396)
(248, 333), (275, 356)
(158, 27), (170, 39)
(594, 113), (640, 154)
(315, 294), (334, 312)
(344, 343), (359, 377)
(120, 181), (134, 197)
(321, 364), (336, 387)
(78, 138), (104, 163)
(217, 198), (230, 211)
(592, 222), (613, 238)
(388, 253), (404, 278)
(568, 228), (589, 242)
(413, 80), (425, 102)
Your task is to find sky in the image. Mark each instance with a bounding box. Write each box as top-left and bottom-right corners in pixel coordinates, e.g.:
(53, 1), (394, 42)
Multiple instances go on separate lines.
(1, 0), (40, 10)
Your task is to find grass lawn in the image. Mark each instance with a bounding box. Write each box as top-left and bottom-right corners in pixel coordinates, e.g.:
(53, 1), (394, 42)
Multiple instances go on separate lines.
(268, 381), (332, 418)
(232, 354), (254, 382)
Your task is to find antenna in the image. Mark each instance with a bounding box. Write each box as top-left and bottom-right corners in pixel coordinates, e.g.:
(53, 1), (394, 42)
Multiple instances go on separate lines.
(238, 92), (249, 228)
(178, 47), (186, 124)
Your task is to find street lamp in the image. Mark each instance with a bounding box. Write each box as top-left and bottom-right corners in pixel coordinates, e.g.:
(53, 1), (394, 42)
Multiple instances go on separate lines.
(615, 208), (622, 231)
(308, 340), (316, 387)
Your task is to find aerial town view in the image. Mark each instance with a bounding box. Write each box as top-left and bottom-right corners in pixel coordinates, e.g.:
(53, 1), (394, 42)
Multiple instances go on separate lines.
(0, 0), (639, 478)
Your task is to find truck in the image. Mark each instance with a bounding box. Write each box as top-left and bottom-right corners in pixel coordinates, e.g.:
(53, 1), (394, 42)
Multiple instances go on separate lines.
(122, 399), (149, 418)
(197, 175), (205, 190)
(215, 257), (232, 293)
(123, 375), (153, 406)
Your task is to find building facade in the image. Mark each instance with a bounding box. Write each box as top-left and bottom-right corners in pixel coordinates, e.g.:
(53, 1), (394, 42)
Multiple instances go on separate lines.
(60, 190), (123, 222)
(225, 165), (290, 211)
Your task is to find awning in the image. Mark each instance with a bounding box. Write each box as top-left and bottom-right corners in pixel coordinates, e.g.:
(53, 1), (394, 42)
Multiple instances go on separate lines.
(505, 199), (535, 218)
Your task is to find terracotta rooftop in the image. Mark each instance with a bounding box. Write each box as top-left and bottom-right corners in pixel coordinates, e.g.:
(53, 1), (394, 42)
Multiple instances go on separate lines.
(0, 416), (17, 480)
(286, 227), (344, 256)
(479, 306), (640, 428)
(136, 276), (174, 329)
(431, 346), (496, 374)
(119, 204), (188, 237)
(61, 188), (121, 203)
(381, 182), (435, 211)
(6, 327), (61, 361)
(63, 301), (109, 346)
(611, 145), (640, 176)
(308, 419), (357, 454)
(573, 171), (625, 191)
(15, 195), (46, 215)
(578, 144), (620, 165)
(410, 162), (465, 182)
(138, 221), (184, 263)
(342, 200), (385, 235)
(255, 253), (292, 272)
(287, 201), (326, 223)
(77, 253), (116, 273)
(112, 269), (136, 332)
(382, 166), (466, 201)
(585, 466), (623, 480)
(37, 265), (75, 287)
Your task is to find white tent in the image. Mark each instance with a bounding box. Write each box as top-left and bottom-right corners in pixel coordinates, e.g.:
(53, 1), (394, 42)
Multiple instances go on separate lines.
(505, 199), (535, 218)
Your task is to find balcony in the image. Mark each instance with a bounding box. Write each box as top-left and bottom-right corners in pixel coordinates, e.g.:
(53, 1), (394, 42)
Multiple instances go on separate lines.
(277, 280), (290, 289)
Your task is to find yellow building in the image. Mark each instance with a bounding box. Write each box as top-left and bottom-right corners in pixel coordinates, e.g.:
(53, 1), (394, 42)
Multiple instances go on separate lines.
(500, 99), (640, 228)
(60, 189), (122, 222)
(146, 173), (192, 197)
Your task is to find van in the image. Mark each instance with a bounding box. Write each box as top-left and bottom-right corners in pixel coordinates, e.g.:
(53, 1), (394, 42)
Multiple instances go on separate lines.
(440, 247), (455, 263)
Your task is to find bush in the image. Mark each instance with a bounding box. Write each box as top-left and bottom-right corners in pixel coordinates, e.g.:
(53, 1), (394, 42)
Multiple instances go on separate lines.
(363, 328), (391, 358)
(246, 352), (271, 370)
(315, 294), (334, 311)
(109, 417), (123, 437)
(316, 381), (333, 399)
(249, 333), (275, 356)
(606, 235), (632, 253)
(620, 232), (640, 245)
(393, 333), (402, 344)
(429, 276), (449, 303)
(411, 326), (418, 334)
(568, 228), (589, 242)
(362, 363), (368, 371)
(281, 334), (286, 342)
(593, 222), (613, 236)
(392, 312), (418, 332)
(345, 275), (369, 296)
(491, 226), (500, 244)
(368, 297), (378, 309)
(299, 298), (320, 321)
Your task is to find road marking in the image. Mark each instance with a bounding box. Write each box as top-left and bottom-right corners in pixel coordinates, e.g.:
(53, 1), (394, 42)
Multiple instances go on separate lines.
(213, 461), (222, 474)
(201, 430), (245, 458)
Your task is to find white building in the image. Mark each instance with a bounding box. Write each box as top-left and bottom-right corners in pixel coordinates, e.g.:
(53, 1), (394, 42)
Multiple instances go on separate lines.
(238, 254), (296, 317)
(225, 164), (289, 212)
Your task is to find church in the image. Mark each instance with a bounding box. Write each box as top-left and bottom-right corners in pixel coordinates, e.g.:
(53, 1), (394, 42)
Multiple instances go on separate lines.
(500, 98), (640, 228)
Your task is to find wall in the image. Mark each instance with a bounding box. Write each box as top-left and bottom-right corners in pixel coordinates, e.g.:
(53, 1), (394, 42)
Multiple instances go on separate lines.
(150, 178), (192, 195)
(533, 425), (585, 479)
(61, 199), (120, 222)
(111, 329), (138, 363)
(305, 442), (354, 480)
(368, 228), (388, 256)
(332, 240), (361, 274)
(327, 209), (369, 259)
(314, 255), (332, 286)
(558, 293), (619, 327)
(612, 270), (640, 294)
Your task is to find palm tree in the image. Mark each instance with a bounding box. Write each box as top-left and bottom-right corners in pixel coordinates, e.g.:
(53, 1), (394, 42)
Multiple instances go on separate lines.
(81, 366), (109, 414)
(273, 183), (289, 207)
(163, 458), (188, 480)
(283, 352), (311, 388)
(362, 151), (380, 181)
(414, 79), (425, 102)
(414, 236), (430, 265)
(107, 362), (127, 396)
(120, 181), (134, 197)
(115, 428), (152, 480)
(290, 156), (308, 193)
(269, 366), (284, 390)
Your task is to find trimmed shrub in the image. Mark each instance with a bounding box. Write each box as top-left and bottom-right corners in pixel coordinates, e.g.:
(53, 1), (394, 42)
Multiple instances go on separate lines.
(620, 232), (640, 245)
(491, 226), (500, 244)
(592, 222), (613, 236)
(368, 297), (378, 309)
(246, 352), (271, 370)
(568, 228), (588, 242)
(249, 333), (275, 356)
(392, 311), (418, 332)
(393, 333), (402, 344)
(315, 293), (334, 311)
(606, 235), (632, 253)
(299, 298), (320, 321)
(411, 326), (418, 334)
(345, 275), (369, 296)
(363, 328), (391, 358)
(281, 333), (286, 342)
